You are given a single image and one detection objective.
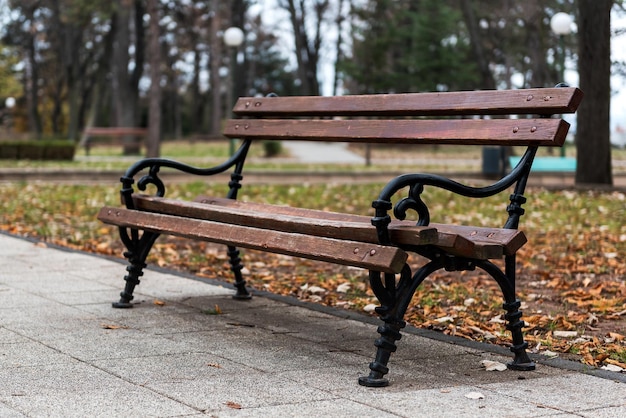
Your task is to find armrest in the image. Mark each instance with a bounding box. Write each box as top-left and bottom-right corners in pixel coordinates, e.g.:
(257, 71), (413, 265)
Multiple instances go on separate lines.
(120, 141), (252, 209)
(371, 146), (538, 245)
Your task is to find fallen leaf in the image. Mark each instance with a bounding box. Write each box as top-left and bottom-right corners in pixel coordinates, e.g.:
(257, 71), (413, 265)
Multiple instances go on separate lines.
(465, 392), (485, 400)
(153, 299), (166, 306)
(363, 304), (377, 313)
(540, 350), (559, 359)
(336, 282), (351, 293)
(481, 360), (507, 371)
(225, 401), (242, 409)
(435, 316), (455, 323)
(203, 305), (223, 315)
(302, 285), (326, 294)
(600, 364), (624, 372)
(553, 330), (578, 338)
(207, 363), (222, 369)
(101, 324), (128, 330)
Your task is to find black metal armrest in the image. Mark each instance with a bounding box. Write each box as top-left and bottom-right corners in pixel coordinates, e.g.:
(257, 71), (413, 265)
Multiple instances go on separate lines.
(371, 146), (539, 245)
(120, 141), (251, 209)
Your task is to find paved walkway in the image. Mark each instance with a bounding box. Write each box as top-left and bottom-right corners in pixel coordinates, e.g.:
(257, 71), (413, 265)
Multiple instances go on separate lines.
(1, 232), (625, 417)
(281, 141), (365, 164)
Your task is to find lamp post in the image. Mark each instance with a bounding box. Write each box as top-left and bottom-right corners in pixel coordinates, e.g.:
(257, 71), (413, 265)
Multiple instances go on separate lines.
(550, 12), (572, 158)
(4, 97), (15, 134)
(224, 27), (244, 156)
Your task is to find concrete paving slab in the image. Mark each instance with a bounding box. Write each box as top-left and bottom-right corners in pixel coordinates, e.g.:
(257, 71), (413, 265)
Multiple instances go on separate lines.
(1, 302), (101, 331)
(2, 270), (116, 294)
(209, 399), (400, 418)
(337, 383), (561, 417)
(142, 371), (340, 413)
(35, 326), (203, 362)
(0, 287), (60, 309)
(481, 374), (626, 413)
(2, 232), (626, 418)
(1, 339), (75, 368)
(91, 352), (259, 384)
(0, 362), (200, 417)
(0, 403), (26, 418)
(579, 406), (626, 418)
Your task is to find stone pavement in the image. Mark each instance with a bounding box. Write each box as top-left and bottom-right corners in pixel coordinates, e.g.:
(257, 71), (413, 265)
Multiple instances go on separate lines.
(1, 232), (625, 417)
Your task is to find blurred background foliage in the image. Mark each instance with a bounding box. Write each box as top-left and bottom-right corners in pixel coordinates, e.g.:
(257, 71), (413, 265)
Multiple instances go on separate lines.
(0, 0), (623, 182)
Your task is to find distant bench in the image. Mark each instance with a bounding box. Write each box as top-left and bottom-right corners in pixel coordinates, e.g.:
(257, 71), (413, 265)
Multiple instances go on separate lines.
(98, 86), (583, 387)
(81, 127), (147, 155)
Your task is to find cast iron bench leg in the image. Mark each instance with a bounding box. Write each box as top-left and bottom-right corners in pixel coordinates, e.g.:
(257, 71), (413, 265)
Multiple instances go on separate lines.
(359, 262), (440, 387)
(113, 229), (160, 309)
(227, 245), (252, 299)
(477, 257), (536, 371)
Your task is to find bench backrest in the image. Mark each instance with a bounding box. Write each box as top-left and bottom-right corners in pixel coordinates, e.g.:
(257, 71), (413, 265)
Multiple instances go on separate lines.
(224, 87), (583, 147)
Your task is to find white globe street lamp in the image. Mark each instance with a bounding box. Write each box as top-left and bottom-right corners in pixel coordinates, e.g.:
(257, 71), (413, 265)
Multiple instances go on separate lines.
(224, 27), (244, 48)
(224, 27), (244, 155)
(4, 97), (15, 134)
(550, 12), (573, 36)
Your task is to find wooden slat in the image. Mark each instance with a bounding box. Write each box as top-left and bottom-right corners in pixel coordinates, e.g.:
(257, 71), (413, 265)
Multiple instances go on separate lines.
(131, 195), (438, 245)
(193, 196), (526, 259)
(232, 87), (583, 117)
(430, 223), (527, 259)
(189, 196), (524, 260)
(223, 118), (570, 147)
(97, 207), (408, 273)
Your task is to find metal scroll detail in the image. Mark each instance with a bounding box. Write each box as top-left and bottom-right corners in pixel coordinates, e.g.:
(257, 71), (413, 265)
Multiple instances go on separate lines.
(111, 140), (253, 308)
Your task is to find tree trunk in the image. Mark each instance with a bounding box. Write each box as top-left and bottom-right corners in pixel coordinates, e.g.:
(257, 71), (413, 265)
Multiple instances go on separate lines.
(282, 0), (323, 95)
(575, 0), (612, 185)
(24, 5), (42, 138)
(209, 0), (222, 137)
(459, 0), (496, 90)
(112, 0), (137, 153)
(332, 0), (346, 96)
(146, 0), (162, 158)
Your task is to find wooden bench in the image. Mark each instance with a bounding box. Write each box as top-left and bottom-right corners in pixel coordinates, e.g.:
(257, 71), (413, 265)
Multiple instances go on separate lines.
(81, 127), (147, 155)
(97, 86), (583, 387)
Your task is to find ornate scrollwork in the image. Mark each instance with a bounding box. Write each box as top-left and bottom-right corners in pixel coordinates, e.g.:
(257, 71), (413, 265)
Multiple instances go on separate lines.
(371, 146), (539, 244)
(394, 183), (430, 226)
(118, 141), (252, 209)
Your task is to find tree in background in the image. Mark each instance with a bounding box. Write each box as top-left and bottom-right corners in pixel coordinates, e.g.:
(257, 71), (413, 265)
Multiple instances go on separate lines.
(343, 0), (479, 93)
(575, 0), (613, 185)
(278, 0), (328, 96)
(3, 1), (43, 138)
(146, 0), (162, 158)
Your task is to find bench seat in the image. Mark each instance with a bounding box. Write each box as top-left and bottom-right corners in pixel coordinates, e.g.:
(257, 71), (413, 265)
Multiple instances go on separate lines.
(98, 204), (415, 274)
(100, 194), (526, 264)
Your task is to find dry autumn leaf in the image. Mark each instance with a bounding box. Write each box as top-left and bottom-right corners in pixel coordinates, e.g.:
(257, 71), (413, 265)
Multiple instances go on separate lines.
(101, 324), (128, 330)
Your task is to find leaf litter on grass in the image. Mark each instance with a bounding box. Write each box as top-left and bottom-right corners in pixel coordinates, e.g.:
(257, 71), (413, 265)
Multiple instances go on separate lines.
(1, 182), (625, 371)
